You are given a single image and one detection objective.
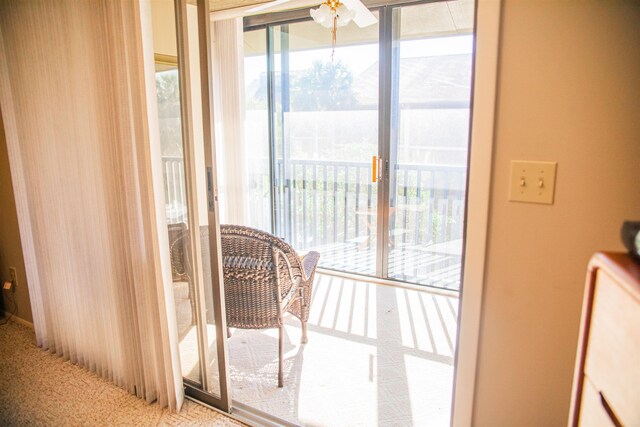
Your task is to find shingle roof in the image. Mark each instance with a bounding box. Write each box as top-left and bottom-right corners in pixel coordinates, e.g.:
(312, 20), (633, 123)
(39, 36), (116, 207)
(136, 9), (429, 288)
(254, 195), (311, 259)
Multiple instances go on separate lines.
(352, 54), (472, 107)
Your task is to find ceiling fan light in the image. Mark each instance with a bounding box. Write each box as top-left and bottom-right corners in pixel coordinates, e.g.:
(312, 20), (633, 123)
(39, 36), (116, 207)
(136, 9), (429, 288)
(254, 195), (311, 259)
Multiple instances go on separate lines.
(319, 16), (334, 28)
(310, 4), (330, 25)
(336, 4), (354, 27)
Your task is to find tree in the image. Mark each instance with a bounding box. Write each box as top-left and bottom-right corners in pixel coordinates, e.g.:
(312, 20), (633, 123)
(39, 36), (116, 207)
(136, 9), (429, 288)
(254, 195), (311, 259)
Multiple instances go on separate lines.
(155, 70), (183, 157)
(291, 59), (357, 111)
(155, 71), (180, 116)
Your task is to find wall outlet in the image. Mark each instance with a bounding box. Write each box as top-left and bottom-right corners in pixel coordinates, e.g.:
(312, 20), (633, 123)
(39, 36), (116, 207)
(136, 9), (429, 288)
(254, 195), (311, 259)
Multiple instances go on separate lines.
(9, 267), (18, 288)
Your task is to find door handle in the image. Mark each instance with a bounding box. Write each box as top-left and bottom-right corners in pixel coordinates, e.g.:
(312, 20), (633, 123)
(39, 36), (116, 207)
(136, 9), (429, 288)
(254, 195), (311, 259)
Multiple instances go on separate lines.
(372, 156), (377, 182)
(372, 156), (383, 182)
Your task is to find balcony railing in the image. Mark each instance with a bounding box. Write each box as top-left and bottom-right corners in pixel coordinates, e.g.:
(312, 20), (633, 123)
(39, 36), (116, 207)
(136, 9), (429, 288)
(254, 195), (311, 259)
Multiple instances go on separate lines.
(274, 159), (465, 289)
(274, 159), (465, 248)
(162, 156), (466, 290)
(162, 156), (188, 225)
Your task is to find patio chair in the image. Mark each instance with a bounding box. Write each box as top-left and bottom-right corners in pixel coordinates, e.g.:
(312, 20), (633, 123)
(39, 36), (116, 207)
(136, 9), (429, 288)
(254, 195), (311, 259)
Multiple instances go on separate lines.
(168, 223), (196, 325)
(220, 224), (320, 387)
(168, 223), (190, 282)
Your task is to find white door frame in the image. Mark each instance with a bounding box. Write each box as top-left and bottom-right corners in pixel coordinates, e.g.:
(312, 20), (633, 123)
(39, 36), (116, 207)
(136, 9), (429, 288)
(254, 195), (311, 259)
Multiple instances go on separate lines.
(451, 0), (502, 426)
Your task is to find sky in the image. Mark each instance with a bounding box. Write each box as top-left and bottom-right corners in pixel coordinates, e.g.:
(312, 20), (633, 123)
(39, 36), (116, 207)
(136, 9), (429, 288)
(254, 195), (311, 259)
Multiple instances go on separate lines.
(244, 34), (474, 88)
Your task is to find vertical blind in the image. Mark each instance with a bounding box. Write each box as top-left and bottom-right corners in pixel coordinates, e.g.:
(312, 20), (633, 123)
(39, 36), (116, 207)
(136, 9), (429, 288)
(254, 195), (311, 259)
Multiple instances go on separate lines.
(0, 0), (183, 409)
(212, 18), (249, 226)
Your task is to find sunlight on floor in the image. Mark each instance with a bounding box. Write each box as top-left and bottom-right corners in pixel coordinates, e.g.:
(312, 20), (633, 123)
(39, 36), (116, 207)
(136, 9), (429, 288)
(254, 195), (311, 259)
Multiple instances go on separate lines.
(224, 274), (459, 426)
(173, 273), (458, 425)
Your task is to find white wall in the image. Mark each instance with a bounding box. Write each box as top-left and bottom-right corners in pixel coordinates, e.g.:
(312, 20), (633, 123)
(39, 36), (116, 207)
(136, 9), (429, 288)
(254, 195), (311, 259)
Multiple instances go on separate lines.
(472, 1), (640, 425)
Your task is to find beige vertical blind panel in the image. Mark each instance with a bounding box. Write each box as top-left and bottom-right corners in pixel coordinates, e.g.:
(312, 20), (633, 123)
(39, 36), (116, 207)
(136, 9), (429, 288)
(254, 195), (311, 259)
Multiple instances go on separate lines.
(0, 0), (183, 410)
(212, 18), (249, 225)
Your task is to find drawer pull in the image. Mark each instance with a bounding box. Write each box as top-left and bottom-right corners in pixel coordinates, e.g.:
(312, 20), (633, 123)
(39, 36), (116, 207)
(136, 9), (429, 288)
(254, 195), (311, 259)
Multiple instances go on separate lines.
(599, 391), (623, 427)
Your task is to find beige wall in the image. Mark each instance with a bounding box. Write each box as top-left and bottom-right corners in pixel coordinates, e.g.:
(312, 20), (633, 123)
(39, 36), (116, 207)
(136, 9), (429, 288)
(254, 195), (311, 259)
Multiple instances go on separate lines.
(472, 1), (640, 426)
(0, 111), (32, 324)
(151, 0), (177, 57)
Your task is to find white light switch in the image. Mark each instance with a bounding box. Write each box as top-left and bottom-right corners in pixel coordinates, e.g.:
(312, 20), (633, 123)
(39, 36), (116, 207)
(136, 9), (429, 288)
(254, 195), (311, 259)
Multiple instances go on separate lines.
(508, 160), (557, 205)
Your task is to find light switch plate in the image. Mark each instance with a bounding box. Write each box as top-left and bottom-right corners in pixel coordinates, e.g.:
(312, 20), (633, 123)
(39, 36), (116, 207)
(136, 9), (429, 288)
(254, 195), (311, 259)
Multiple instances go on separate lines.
(509, 160), (557, 204)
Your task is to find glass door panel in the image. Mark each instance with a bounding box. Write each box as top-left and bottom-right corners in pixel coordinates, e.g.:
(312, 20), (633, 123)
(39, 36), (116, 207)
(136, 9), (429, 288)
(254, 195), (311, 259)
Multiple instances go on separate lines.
(269, 18), (380, 276)
(155, 66), (208, 384)
(241, 1), (473, 292)
(386, 3), (473, 290)
(150, 0), (229, 410)
(242, 28), (272, 232)
(179, 0), (231, 405)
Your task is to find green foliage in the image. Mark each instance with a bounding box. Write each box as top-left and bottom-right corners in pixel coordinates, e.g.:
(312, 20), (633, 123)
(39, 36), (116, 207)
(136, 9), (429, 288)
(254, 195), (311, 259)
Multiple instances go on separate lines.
(291, 59), (358, 111)
(245, 59), (359, 111)
(155, 70), (183, 157)
(156, 71), (180, 115)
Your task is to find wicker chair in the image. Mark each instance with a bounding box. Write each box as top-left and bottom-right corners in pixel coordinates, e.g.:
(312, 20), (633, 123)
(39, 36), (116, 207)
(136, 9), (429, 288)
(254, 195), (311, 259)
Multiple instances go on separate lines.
(220, 224), (320, 387)
(168, 223), (190, 282)
(168, 223), (196, 325)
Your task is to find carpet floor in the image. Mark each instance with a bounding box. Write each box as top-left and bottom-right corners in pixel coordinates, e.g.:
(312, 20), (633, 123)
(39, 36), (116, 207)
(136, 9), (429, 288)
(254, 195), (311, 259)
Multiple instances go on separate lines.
(0, 320), (243, 427)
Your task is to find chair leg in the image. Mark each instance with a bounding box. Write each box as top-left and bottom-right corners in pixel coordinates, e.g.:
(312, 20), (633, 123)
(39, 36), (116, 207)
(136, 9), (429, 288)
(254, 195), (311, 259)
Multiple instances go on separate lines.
(188, 281), (197, 325)
(301, 320), (308, 344)
(301, 287), (309, 344)
(278, 325), (284, 388)
(227, 327), (232, 338)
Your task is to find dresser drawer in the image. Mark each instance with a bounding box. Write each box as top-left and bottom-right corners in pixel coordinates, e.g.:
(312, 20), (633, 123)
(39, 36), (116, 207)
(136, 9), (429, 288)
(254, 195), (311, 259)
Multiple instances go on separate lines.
(578, 376), (616, 427)
(584, 268), (640, 425)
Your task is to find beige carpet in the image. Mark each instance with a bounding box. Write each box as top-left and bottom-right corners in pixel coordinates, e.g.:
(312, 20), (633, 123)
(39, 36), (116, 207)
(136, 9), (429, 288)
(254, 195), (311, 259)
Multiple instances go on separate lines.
(0, 320), (243, 427)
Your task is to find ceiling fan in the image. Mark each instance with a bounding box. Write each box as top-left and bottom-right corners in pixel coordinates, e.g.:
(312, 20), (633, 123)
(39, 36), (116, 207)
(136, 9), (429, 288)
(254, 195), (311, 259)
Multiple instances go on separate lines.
(310, 0), (377, 54)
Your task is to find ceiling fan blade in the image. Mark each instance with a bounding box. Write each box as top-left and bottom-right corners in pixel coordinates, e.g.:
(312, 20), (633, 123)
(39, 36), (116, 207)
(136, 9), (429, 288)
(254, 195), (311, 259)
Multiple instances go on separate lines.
(341, 0), (377, 27)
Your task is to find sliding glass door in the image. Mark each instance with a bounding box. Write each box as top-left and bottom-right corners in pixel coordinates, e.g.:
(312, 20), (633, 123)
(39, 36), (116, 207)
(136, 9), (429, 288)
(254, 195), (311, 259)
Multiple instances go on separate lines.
(151, 0), (472, 421)
(244, 0), (472, 291)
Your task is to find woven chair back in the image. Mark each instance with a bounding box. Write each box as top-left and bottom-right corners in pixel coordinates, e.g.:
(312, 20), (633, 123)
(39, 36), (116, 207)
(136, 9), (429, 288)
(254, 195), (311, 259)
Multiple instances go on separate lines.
(220, 225), (302, 330)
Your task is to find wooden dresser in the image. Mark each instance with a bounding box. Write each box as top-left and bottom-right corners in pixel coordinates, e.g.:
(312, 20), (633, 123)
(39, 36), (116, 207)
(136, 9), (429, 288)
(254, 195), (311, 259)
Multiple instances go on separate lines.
(569, 252), (640, 427)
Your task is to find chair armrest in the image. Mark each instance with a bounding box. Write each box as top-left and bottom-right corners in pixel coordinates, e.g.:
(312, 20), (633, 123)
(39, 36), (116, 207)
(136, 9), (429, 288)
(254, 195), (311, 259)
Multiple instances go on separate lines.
(301, 251), (320, 280)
